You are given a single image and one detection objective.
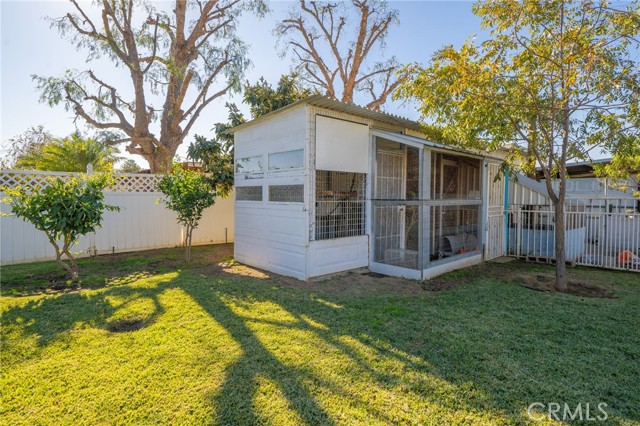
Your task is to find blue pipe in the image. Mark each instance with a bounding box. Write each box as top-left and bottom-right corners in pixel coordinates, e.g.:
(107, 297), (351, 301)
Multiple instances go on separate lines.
(503, 169), (510, 251)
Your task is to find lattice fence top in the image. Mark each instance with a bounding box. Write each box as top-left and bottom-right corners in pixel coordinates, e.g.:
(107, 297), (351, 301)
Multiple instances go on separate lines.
(0, 170), (163, 193)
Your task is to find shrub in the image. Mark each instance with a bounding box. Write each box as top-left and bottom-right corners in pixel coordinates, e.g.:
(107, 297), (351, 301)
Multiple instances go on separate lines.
(2, 174), (119, 280)
(157, 167), (217, 263)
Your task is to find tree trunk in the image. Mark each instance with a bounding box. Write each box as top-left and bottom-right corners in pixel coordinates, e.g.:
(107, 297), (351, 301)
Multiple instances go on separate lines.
(185, 225), (193, 264)
(553, 200), (568, 292)
(147, 151), (174, 174)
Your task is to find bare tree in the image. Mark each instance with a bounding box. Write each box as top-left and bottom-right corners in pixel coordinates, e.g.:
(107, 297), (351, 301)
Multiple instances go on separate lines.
(35, 0), (265, 173)
(1, 126), (54, 169)
(276, 0), (401, 111)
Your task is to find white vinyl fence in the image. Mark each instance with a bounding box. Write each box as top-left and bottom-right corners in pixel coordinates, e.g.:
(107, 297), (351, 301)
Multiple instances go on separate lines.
(0, 170), (234, 265)
(507, 198), (640, 272)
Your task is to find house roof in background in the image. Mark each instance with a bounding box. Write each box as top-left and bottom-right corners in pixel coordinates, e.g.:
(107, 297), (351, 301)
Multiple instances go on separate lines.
(535, 158), (614, 179)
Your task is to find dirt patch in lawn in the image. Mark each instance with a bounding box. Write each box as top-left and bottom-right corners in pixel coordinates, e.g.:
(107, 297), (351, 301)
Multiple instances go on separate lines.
(421, 264), (497, 292)
(294, 272), (428, 296)
(409, 261), (619, 298)
(195, 249), (618, 298)
(106, 318), (147, 332)
(191, 248), (429, 296)
(517, 274), (616, 298)
(217, 266), (429, 296)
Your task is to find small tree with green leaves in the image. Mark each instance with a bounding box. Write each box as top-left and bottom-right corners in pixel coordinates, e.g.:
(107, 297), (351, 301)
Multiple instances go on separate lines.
(396, 0), (640, 291)
(157, 167), (217, 263)
(2, 174), (119, 280)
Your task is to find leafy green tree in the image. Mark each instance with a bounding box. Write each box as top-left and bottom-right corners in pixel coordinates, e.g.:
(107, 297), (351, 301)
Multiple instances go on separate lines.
(243, 73), (313, 118)
(118, 159), (142, 174)
(2, 174), (119, 280)
(157, 166), (217, 263)
(397, 0), (640, 291)
(594, 140), (640, 198)
(187, 135), (235, 197)
(34, 0), (266, 173)
(15, 134), (120, 172)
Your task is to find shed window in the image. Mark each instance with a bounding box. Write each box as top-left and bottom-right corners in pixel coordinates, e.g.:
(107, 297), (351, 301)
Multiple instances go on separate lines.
(269, 184), (304, 202)
(235, 155), (263, 174)
(315, 171), (366, 240)
(269, 149), (304, 171)
(236, 186), (262, 201)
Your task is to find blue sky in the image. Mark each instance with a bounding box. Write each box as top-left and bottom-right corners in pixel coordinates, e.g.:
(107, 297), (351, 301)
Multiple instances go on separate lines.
(1, 1), (484, 166)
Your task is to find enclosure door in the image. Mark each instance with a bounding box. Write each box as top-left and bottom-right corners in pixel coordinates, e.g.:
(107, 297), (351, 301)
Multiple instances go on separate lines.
(485, 162), (505, 259)
(374, 149), (406, 259)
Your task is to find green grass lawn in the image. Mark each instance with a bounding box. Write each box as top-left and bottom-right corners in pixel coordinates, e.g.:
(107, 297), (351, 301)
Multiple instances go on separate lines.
(1, 245), (639, 425)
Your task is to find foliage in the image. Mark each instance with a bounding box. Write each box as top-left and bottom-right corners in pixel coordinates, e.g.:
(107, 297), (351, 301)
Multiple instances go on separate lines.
(118, 159), (143, 174)
(276, 0), (402, 110)
(593, 137), (640, 197)
(14, 134), (120, 172)
(0, 125), (54, 169)
(243, 73), (314, 118)
(188, 73), (311, 184)
(157, 167), (217, 263)
(2, 250), (640, 425)
(1, 174), (119, 280)
(34, 0), (267, 173)
(397, 0), (640, 290)
(186, 135), (235, 197)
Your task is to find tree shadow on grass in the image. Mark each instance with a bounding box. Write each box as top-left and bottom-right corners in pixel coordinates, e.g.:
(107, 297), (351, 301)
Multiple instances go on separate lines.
(182, 283), (335, 426)
(3, 250), (638, 425)
(0, 275), (172, 366)
(181, 272), (511, 425)
(193, 265), (640, 426)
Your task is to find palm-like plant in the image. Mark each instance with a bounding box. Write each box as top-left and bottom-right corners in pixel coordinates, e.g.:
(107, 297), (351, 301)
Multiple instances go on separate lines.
(15, 134), (120, 172)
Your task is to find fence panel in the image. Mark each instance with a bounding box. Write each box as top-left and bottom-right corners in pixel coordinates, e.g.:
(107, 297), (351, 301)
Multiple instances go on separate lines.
(508, 198), (639, 272)
(0, 170), (234, 265)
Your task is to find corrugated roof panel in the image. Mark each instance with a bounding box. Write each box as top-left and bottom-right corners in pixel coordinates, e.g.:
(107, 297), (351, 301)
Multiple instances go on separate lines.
(229, 94), (423, 134)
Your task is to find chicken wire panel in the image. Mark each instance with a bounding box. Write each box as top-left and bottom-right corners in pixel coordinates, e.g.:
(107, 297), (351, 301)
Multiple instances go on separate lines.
(428, 204), (481, 261)
(269, 184), (304, 202)
(373, 203), (420, 270)
(315, 171), (366, 240)
(431, 152), (481, 200)
(236, 186), (262, 201)
(375, 150), (404, 199)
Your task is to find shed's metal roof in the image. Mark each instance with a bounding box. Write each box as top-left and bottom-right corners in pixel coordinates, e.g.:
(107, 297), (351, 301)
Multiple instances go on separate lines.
(228, 94), (424, 134)
(371, 129), (502, 159)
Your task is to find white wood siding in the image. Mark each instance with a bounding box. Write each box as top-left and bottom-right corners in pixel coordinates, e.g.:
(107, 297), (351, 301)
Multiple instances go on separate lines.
(233, 104), (310, 279)
(308, 236), (369, 277)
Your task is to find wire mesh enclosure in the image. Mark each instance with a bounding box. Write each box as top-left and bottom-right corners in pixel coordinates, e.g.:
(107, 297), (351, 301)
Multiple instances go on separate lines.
(269, 184), (304, 202)
(371, 139), (484, 271)
(429, 204), (480, 260)
(315, 171), (366, 240)
(236, 186), (262, 201)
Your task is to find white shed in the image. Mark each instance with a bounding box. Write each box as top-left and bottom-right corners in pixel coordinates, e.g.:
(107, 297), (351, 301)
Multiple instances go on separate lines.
(230, 95), (506, 280)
